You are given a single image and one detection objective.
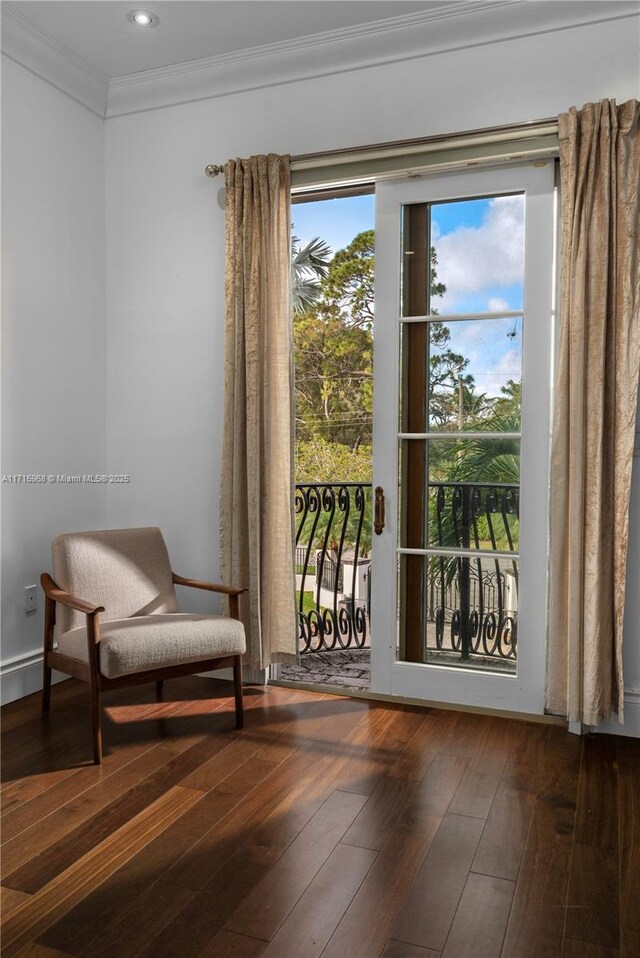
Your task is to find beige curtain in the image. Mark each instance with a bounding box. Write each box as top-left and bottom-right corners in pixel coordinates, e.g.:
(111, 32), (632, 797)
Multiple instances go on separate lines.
(547, 100), (640, 726)
(220, 154), (297, 670)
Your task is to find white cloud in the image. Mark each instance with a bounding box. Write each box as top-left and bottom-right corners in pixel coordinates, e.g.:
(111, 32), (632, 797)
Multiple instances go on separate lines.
(473, 347), (522, 398)
(434, 195), (524, 305)
(487, 297), (510, 312)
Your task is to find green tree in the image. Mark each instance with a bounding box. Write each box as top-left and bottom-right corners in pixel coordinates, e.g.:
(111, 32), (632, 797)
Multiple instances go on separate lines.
(295, 438), (372, 484)
(291, 235), (332, 314)
(294, 311), (373, 449)
(319, 230), (375, 328)
(295, 229), (457, 458)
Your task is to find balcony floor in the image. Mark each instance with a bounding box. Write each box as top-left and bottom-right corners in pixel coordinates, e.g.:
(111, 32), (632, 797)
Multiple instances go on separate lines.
(279, 649), (371, 690)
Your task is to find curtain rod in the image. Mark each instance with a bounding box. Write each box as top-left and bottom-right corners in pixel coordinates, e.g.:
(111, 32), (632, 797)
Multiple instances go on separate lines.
(204, 116), (559, 177)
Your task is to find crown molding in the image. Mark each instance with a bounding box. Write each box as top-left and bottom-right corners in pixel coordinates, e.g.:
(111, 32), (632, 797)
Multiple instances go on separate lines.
(107, 1), (640, 118)
(1, 1), (638, 121)
(1, 1), (109, 118)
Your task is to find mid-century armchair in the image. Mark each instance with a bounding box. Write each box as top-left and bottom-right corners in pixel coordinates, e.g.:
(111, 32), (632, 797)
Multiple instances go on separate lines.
(41, 527), (247, 763)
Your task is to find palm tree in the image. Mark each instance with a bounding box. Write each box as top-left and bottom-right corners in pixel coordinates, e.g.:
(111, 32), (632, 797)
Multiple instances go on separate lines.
(291, 235), (332, 314)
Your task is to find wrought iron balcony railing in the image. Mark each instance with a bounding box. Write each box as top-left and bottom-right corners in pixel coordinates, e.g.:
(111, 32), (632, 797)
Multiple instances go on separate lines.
(295, 483), (371, 653)
(425, 482), (519, 665)
(294, 480), (519, 663)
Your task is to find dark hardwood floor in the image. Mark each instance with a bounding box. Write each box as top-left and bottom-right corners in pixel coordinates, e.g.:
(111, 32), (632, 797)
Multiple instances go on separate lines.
(1, 676), (638, 958)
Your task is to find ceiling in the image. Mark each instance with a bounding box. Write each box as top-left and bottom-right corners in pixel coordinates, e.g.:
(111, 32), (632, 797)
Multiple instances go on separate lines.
(8, 1), (441, 78)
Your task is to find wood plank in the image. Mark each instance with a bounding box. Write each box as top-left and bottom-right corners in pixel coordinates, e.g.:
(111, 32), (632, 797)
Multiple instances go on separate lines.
(1, 688), (183, 774)
(392, 813), (484, 952)
(387, 709), (459, 781)
(1, 885), (31, 918)
(225, 788), (369, 941)
(500, 726), (583, 958)
(3, 683), (229, 816)
(134, 864), (268, 958)
(4, 721), (254, 893)
(499, 721), (550, 793)
(417, 752), (469, 815)
(1, 691), (226, 814)
(199, 931), (267, 958)
(562, 941), (620, 958)
(381, 943), (440, 958)
(12, 944), (73, 958)
(440, 872), (514, 958)
(437, 711), (489, 759)
(77, 882), (195, 958)
(0, 679), (82, 732)
(2, 768), (78, 819)
(342, 752), (467, 852)
(290, 696), (372, 745)
(1, 744), (183, 878)
(38, 690), (323, 955)
(321, 809), (442, 958)
(341, 777), (418, 851)
(564, 843), (619, 951)
(471, 786), (535, 881)
(1, 786), (201, 958)
(619, 756), (640, 958)
(160, 706), (400, 897)
(161, 738), (338, 892)
(38, 756), (280, 955)
(261, 843), (377, 957)
(574, 735), (618, 850)
(328, 706), (425, 796)
(448, 718), (519, 819)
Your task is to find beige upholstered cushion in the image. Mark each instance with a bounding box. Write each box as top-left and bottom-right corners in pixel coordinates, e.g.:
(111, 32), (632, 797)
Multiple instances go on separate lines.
(57, 613), (246, 679)
(52, 527), (178, 635)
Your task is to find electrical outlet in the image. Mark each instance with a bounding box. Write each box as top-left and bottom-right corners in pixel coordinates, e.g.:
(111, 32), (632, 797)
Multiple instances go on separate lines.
(24, 585), (37, 615)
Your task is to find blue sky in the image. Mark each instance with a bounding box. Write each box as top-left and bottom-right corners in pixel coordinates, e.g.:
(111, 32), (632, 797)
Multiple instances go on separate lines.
(292, 194), (375, 254)
(293, 192), (524, 399)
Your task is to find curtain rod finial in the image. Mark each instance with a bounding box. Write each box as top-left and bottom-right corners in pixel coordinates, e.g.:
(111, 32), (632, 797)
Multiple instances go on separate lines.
(205, 164), (225, 178)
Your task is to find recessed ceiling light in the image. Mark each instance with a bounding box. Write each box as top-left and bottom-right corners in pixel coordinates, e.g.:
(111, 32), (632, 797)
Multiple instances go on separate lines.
(127, 10), (160, 27)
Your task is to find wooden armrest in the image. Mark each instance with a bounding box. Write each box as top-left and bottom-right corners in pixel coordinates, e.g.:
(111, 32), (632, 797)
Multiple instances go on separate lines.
(40, 573), (104, 616)
(172, 573), (247, 596)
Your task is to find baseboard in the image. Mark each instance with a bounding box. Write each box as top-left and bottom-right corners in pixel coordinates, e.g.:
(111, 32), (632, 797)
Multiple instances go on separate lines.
(591, 690), (640, 738)
(1, 650), (265, 707)
(0, 650), (67, 705)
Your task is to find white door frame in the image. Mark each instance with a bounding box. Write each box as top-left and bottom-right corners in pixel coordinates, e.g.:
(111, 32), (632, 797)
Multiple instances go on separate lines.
(369, 163), (555, 714)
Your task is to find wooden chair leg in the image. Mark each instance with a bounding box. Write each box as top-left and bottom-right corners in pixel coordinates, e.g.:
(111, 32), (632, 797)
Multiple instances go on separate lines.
(42, 593), (55, 713)
(89, 679), (103, 764)
(233, 655), (244, 729)
(42, 661), (52, 714)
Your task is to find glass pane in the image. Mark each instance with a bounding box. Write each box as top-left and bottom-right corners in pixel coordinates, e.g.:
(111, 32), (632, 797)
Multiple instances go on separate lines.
(397, 438), (520, 553)
(401, 193), (525, 317)
(428, 319), (522, 432)
(424, 552), (518, 672)
(427, 480), (520, 553)
(397, 552), (518, 673)
(427, 438), (520, 553)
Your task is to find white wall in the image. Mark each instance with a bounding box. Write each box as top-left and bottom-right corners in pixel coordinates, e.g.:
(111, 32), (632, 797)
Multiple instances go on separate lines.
(104, 15), (640, 725)
(1, 58), (106, 700)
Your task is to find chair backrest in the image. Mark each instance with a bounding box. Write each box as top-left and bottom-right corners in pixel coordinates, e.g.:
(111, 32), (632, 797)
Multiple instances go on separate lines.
(52, 527), (178, 634)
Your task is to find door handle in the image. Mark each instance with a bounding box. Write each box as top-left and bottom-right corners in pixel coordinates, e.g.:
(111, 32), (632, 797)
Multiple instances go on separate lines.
(374, 486), (385, 535)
